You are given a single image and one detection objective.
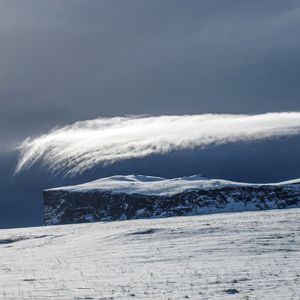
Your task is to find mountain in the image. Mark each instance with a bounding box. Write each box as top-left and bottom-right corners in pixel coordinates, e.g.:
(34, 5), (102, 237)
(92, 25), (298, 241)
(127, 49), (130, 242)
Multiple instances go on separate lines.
(43, 174), (300, 225)
(1, 209), (300, 299)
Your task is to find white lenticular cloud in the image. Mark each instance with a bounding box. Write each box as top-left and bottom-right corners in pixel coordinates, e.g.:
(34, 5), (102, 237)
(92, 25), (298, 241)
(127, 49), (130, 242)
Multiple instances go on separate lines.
(15, 112), (300, 177)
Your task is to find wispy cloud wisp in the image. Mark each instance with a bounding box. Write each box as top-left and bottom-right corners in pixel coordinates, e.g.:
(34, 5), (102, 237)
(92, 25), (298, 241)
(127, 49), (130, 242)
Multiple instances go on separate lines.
(15, 112), (300, 176)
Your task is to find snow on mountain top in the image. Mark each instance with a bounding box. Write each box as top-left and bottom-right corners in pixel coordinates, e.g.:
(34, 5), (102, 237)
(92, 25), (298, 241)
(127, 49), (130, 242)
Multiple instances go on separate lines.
(45, 174), (300, 196)
(278, 178), (300, 185)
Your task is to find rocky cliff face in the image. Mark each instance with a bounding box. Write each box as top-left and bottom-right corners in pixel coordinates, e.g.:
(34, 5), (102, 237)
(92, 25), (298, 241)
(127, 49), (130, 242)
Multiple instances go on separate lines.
(43, 175), (300, 225)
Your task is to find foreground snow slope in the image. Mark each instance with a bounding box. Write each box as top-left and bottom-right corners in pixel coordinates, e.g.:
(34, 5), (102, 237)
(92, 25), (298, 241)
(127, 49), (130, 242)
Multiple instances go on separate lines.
(1, 208), (300, 299)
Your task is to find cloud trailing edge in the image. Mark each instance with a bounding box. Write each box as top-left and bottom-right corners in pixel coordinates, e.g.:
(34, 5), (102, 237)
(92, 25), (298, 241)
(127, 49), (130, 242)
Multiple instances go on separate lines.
(15, 112), (300, 177)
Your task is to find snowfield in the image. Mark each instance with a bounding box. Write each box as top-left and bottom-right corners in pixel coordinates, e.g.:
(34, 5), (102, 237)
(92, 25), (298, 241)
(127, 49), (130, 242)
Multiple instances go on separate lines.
(0, 208), (300, 299)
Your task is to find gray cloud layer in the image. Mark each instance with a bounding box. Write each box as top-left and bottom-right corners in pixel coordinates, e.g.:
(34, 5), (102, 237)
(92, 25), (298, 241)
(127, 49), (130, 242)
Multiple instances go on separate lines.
(1, 1), (300, 146)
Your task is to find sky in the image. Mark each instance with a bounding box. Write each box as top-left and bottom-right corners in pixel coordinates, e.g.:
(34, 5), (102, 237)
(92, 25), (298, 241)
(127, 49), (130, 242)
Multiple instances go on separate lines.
(1, 0), (300, 228)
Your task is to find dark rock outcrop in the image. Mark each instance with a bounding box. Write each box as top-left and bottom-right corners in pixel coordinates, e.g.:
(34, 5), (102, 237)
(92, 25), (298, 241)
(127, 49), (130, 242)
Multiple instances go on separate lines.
(43, 184), (300, 225)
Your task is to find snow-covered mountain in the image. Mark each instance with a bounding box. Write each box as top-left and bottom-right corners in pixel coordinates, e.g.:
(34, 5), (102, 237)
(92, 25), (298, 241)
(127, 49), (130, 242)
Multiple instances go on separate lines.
(1, 209), (300, 299)
(43, 175), (300, 225)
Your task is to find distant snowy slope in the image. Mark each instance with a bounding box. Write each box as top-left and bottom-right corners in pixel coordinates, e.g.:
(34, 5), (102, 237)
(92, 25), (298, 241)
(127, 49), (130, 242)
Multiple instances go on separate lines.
(45, 174), (300, 196)
(0, 209), (300, 299)
(278, 178), (300, 185)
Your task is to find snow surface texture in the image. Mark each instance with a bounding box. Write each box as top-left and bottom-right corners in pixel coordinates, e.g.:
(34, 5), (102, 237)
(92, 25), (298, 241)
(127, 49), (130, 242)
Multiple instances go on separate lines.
(0, 208), (299, 299)
(15, 112), (300, 176)
(46, 174), (300, 195)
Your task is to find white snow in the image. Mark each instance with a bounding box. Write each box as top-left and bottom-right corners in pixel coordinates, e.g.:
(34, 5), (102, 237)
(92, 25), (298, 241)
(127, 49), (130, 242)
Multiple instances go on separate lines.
(0, 208), (299, 299)
(46, 174), (300, 196)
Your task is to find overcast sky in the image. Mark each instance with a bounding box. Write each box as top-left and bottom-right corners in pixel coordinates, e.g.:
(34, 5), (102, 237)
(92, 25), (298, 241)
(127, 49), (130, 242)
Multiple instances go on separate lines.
(1, 0), (300, 228)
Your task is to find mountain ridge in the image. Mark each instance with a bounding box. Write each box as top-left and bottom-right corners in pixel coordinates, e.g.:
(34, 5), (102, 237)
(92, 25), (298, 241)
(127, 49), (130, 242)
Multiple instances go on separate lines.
(43, 174), (300, 225)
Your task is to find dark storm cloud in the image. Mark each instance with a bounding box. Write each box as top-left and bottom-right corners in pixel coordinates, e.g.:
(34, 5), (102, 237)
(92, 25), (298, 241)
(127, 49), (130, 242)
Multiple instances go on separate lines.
(1, 0), (300, 228)
(1, 0), (300, 145)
